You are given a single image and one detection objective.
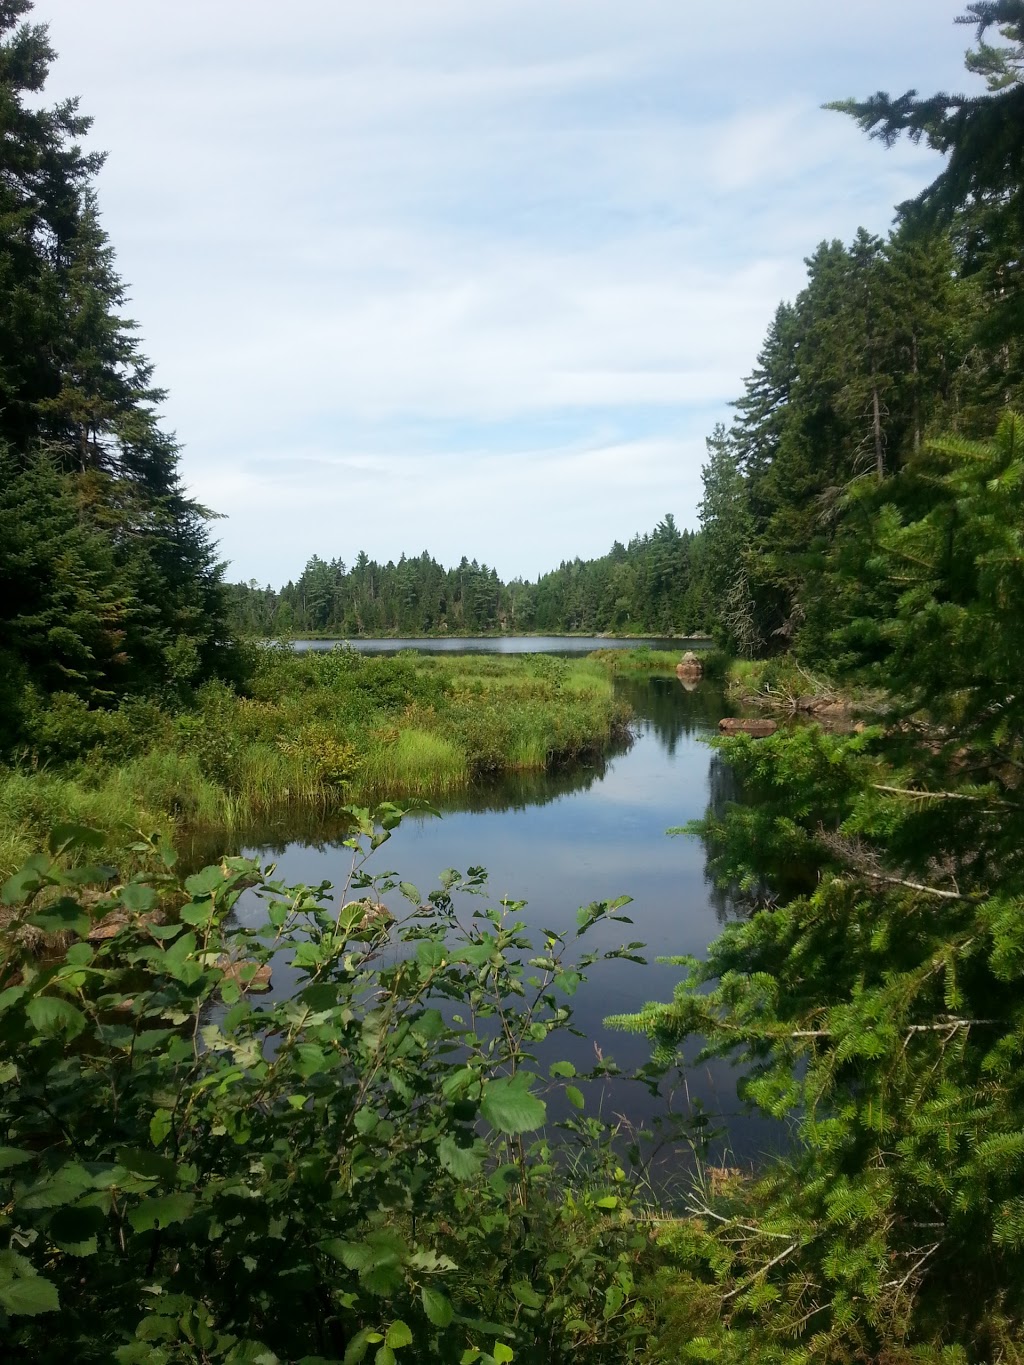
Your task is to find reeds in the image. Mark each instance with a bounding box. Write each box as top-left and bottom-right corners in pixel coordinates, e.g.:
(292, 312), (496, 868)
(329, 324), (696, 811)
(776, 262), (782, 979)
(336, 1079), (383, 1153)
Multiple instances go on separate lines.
(0, 650), (633, 875)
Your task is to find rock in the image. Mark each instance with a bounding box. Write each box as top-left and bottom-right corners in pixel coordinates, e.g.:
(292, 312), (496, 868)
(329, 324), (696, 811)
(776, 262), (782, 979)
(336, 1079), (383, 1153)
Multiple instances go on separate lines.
(718, 717), (778, 737)
(87, 909), (165, 943)
(675, 650), (704, 683)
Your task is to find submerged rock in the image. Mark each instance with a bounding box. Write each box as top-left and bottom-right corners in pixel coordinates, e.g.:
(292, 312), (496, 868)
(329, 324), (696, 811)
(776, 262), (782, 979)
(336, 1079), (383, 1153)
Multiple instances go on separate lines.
(718, 717), (777, 737)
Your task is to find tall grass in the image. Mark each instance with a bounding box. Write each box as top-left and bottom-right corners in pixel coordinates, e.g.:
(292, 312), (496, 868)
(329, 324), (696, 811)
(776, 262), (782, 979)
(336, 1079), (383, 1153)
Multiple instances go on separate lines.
(0, 649), (633, 874)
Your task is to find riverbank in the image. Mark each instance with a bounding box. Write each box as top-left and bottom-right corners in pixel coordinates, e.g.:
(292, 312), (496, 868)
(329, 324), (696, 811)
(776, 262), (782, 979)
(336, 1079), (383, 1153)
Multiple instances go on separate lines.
(0, 648), (634, 876)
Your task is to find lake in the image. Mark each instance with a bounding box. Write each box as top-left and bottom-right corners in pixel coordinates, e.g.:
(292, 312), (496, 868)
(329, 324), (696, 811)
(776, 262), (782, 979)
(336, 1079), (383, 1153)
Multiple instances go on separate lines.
(289, 635), (710, 654)
(213, 640), (784, 1170)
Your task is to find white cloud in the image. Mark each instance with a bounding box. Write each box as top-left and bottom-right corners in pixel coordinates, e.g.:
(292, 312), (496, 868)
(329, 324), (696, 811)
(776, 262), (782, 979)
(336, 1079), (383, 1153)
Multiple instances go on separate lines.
(31, 0), (971, 583)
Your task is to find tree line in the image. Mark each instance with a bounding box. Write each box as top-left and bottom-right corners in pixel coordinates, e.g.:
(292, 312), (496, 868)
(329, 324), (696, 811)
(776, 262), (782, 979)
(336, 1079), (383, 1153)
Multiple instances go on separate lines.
(226, 514), (711, 638)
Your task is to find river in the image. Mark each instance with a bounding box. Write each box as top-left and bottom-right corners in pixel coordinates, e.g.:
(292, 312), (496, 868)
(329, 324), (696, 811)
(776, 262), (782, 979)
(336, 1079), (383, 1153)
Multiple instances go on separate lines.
(210, 641), (785, 1170)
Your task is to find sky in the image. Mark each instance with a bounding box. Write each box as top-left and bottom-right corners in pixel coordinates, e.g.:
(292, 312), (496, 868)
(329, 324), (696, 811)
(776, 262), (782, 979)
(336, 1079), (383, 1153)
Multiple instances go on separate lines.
(34, 0), (974, 585)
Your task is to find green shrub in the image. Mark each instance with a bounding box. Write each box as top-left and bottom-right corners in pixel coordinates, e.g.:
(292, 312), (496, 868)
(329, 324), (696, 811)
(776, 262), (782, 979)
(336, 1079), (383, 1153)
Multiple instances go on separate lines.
(0, 818), (661, 1363)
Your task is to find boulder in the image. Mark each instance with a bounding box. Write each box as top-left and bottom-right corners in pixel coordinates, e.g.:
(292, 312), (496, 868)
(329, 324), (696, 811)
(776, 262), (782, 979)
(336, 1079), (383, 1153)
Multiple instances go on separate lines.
(718, 717), (777, 737)
(675, 650), (704, 683)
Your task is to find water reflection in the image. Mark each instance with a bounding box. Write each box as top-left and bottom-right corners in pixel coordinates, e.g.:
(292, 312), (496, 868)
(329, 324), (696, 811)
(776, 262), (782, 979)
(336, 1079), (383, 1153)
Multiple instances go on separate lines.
(211, 673), (783, 1169)
(291, 635), (708, 655)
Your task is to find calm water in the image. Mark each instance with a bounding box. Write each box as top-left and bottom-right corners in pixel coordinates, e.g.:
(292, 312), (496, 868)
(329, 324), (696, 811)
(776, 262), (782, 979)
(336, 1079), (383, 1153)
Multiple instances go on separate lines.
(291, 635), (708, 655)
(210, 646), (785, 1170)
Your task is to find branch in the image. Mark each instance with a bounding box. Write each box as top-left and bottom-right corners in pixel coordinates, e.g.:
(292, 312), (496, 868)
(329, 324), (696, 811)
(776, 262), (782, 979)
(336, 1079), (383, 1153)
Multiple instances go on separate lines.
(788, 1017), (996, 1041)
(722, 1241), (800, 1301)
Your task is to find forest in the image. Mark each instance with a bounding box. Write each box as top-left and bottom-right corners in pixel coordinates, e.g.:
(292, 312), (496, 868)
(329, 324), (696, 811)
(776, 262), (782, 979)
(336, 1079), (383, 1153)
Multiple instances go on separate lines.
(226, 515), (707, 639)
(2, 0), (1024, 1361)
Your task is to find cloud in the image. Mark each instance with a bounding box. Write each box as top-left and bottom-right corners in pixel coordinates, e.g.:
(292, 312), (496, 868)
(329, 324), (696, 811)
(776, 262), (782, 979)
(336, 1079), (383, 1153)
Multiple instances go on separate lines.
(34, 0), (971, 583)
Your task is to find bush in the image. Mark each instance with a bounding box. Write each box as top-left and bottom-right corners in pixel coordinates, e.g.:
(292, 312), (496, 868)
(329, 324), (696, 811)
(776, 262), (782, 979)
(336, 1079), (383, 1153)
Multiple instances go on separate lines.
(0, 818), (662, 1363)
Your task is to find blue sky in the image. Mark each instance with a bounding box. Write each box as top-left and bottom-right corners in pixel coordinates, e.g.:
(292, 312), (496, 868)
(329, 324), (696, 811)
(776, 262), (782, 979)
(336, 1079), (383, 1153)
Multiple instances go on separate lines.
(36, 0), (972, 584)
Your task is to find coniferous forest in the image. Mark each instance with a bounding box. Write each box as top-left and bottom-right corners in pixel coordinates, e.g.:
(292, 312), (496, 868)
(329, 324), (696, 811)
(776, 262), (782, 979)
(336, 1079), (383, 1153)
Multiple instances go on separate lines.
(227, 513), (708, 639)
(4, 2), (1024, 1362)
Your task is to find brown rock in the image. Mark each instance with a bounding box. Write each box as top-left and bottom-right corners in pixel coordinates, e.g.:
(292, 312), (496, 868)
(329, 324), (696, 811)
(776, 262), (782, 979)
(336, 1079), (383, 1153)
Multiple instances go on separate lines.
(718, 717), (778, 737)
(675, 650), (704, 683)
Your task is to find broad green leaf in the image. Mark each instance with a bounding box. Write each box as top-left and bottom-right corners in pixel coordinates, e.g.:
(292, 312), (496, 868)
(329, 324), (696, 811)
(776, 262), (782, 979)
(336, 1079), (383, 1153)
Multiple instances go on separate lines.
(128, 1193), (195, 1232)
(411, 1008), (445, 1041)
(47, 1204), (105, 1256)
(48, 824), (106, 855)
(121, 883), (158, 913)
(480, 1076), (546, 1135)
(2, 866), (45, 905)
(421, 1286), (454, 1327)
(493, 1345), (515, 1363)
(0, 1275), (60, 1316)
(17, 1162), (95, 1211)
(438, 1135), (483, 1180)
(354, 1107), (378, 1136)
(511, 1280), (544, 1309)
(565, 1085), (585, 1111)
(118, 1148), (178, 1181)
(342, 1330), (380, 1365)
(25, 996), (86, 1039)
(374, 1349), (396, 1365)
(384, 1320), (412, 1348)
(184, 865), (226, 898)
(0, 1147), (33, 1171)
(548, 1061), (575, 1078)
(416, 941), (446, 970)
(399, 882), (420, 904)
(27, 899), (90, 937)
(150, 1109), (173, 1146)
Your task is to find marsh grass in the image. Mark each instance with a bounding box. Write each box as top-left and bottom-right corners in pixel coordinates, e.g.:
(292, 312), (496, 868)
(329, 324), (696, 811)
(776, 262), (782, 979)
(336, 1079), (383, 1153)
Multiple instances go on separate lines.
(588, 647), (691, 673)
(0, 649), (632, 874)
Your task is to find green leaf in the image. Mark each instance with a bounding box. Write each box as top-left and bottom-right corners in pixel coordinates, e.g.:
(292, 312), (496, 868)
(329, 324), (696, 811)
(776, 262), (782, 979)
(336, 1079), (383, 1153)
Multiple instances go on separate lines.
(0, 1275), (60, 1316)
(416, 941), (446, 970)
(342, 1330), (380, 1365)
(0, 1147), (33, 1171)
(149, 1110), (173, 1146)
(354, 1107), (378, 1136)
(548, 1061), (576, 1078)
(385, 1321), (412, 1348)
(118, 1148), (178, 1181)
(128, 1193), (195, 1232)
(410, 1008), (444, 1043)
(48, 824), (106, 856)
(184, 865), (226, 898)
(438, 1135), (483, 1180)
(2, 865), (45, 905)
(47, 1204), (105, 1256)
(565, 1085), (585, 1111)
(17, 1162), (95, 1211)
(121, 883), (158, 913)
(511, 1280), (544, 1308)
(399, 882), (420, 904)
(375, 1349), (396, 1365)
(493, 1346), (514, 1364)
(421, 1286), (454, 1328)
(27, 899), (90, 937)
(25, 996), (86, 1039)
(480, 1076), (547, 1135)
